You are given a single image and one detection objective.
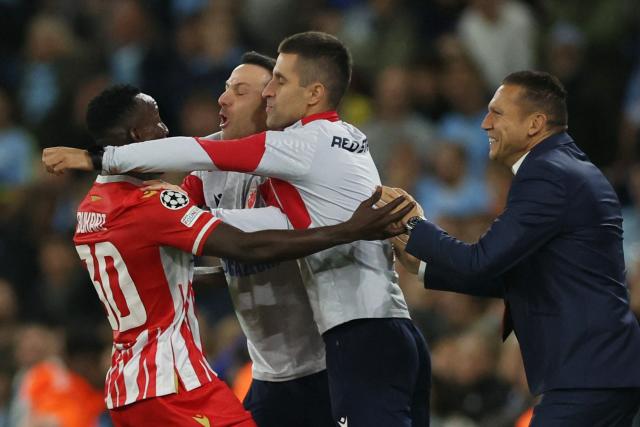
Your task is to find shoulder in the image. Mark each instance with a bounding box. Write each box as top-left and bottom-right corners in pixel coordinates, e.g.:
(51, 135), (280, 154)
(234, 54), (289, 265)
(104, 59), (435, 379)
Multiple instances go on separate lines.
(518, 148), (570, 180)
(124, 188), (193, 215)
(510, 150), (572, 202)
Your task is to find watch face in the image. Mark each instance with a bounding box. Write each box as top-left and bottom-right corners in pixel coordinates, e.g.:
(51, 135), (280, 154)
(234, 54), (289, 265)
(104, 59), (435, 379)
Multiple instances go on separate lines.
(407, 216), (422, 231)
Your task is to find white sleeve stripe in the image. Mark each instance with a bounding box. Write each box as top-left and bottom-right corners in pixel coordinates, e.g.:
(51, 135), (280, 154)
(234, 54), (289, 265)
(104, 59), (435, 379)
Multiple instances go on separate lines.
(418, 261), (427, 282)
(192, 217), (218, 254)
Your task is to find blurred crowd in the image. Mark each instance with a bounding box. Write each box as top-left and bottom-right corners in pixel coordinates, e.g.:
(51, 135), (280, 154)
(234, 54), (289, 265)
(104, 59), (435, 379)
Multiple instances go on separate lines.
(0, 0), (639, 426)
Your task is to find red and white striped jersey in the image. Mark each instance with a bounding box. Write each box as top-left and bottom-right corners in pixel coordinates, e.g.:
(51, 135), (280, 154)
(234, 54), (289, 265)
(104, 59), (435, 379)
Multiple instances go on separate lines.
(103, 111), (410, 333)
(73, 175), (220, 409)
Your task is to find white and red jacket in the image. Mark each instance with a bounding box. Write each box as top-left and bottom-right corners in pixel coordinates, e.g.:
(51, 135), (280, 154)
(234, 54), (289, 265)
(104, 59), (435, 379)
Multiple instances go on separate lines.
(103, 111), (410, 333)
(181, 133), (327, 382)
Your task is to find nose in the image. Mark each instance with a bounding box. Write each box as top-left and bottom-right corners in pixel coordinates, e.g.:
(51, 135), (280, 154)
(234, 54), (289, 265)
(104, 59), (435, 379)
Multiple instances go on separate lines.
(481, 112), (492, 131)
(160, 121), (169, 136)
(218, 90), (230, 107)
(262, 78), (275, 99)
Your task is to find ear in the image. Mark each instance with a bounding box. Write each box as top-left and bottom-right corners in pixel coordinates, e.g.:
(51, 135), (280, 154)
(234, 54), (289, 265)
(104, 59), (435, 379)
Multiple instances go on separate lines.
(129, 128), (141, 142)
(527, 113), (547, 137)
(306, 82), (326, 107)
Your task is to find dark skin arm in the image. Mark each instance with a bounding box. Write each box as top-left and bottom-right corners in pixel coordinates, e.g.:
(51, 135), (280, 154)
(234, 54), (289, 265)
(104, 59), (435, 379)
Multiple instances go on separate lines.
(202, 188), (413, 263)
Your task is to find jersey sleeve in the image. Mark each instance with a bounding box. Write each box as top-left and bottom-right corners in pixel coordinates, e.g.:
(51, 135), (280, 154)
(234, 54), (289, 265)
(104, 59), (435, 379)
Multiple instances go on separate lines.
(102, 127), (318, 180)
(130, 190), (221, 255)
(210, 206), (291, 232)
(103, 136), (216, 174)
(180, 173), (205, 206)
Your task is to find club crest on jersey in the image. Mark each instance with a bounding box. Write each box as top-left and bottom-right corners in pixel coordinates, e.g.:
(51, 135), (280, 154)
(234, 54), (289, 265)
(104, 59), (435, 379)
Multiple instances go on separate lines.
(160, 190), (189, 210)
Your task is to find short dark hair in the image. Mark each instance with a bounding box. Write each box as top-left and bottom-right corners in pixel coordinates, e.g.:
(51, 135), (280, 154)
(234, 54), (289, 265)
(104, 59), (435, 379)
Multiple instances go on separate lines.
(278, 31), (352, 108)
(241, 51), (276, 72)
(86, 84), (141, 141)
(502, 70), (568, 128)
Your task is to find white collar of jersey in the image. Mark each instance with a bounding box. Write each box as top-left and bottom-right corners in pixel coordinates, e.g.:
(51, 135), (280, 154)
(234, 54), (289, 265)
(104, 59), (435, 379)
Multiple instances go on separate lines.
(287, 110), (340, 130)
(96, 175), (144, 186)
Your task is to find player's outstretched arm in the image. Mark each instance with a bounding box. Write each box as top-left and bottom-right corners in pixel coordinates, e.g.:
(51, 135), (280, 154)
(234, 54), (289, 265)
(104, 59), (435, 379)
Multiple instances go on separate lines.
(202, 188), (414, 263)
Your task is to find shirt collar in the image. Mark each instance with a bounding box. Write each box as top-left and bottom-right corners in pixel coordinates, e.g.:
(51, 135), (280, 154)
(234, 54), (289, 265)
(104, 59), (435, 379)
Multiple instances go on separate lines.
(511, 151), (530, 175)
(287, 110), (340, 130)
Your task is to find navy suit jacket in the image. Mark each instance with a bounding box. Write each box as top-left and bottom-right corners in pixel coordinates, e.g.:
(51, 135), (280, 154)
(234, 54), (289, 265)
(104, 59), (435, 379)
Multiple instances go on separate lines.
(406, 132), (640, 395)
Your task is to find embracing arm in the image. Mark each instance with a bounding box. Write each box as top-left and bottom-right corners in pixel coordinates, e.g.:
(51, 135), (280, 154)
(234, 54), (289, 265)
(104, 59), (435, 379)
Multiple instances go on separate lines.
(405, 166), (566, 295)
(43, 127), (316, 180)
(202, 189), (412, 263)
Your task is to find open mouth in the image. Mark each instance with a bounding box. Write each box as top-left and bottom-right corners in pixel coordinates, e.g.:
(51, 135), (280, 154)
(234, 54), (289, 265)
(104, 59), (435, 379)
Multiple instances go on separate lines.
(219, 113), (228, 128)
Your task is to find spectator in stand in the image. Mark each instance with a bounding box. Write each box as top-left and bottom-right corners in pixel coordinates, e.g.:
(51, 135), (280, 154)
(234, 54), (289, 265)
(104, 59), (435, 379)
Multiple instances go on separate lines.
(457, 0), (537, 89)
(10, 327), (107, 427)
(0, 88), (36, 189)
(415, 142), (489, 224)
(362, 65), (435, 176)
(337, 0), (418, 82)
(438, 51), (491, 179)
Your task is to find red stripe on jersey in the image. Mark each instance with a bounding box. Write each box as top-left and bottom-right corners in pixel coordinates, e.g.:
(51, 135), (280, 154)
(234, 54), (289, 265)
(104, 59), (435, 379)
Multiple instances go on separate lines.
(115, 349), (133, 407)
(178, 285), (210, 384)
(138, 328), (159, 400)
(180, 175), (205, 206)
(259, 178), (311, 229)
(105, 361), (117, 408)
(194, 133), (266, 172)
(135, 351), (146, 401)
(300, 110), (340, 125)
(179, 321), (209, 382)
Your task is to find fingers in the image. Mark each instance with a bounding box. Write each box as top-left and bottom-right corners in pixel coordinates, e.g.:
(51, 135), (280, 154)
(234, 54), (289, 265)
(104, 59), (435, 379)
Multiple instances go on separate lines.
(42, 148), (62, 175)
(378, 186), (402, 207)
(376, 194), (407, 215)
(387, 201), (415, 223)
(391, 234), (409, 247)
(377, 187), (421, 218)
(46, 158), (66, 175)
(42, 147), (88, 174)
(365, 186), (383, 207)
(382, 224), (406, 238)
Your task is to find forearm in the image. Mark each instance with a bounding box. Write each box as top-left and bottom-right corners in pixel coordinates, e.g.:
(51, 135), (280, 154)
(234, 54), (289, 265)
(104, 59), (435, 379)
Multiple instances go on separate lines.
(206, 223), (354, 263)
(103, 137), (215, 174)
(425, 263), (504, 298)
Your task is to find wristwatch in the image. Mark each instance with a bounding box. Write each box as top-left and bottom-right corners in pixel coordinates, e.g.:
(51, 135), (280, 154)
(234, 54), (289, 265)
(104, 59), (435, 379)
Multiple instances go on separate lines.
(405, 216), (426, 234)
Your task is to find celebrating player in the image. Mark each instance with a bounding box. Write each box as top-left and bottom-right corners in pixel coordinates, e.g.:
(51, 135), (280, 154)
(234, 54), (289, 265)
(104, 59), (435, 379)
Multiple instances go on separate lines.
(69, 85), (411, 426)
(150, 51), (335, 427)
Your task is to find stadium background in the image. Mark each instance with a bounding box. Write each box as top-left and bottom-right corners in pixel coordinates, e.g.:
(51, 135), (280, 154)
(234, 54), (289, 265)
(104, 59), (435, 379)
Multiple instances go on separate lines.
(0, 0), (639, 426)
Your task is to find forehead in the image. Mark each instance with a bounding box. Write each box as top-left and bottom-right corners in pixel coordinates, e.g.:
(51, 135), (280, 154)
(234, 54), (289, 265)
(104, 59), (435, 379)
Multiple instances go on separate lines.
(130, 93), (159, 123)
(134, 93), (158, 110)
(274, 53), (300, 76)
(227, 63), (272, 87)
(489, 84), (523, 109)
